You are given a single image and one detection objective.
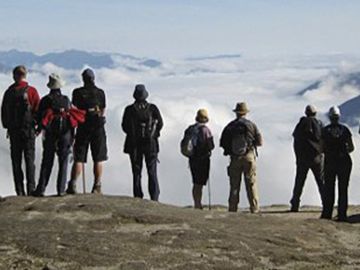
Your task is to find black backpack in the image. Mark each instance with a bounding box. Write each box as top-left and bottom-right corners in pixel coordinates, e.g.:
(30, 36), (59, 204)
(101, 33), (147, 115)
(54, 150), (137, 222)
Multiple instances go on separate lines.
(10, 86), (34, 130)
(133, 103), (157, 140)
(230, 120), (251, 156)
(46, 94), (71, 138)
(80, 88), (105, 128)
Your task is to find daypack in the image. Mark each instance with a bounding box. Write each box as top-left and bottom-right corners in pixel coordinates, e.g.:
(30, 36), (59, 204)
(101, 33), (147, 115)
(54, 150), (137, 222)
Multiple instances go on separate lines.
(133, 103), (158, 140)
(80, 88), (105, 128)
(44, 94), (71, 137)
(231, 120), (251, 156)
(9, 86), (33, 130)
(180, 125), (200, 157)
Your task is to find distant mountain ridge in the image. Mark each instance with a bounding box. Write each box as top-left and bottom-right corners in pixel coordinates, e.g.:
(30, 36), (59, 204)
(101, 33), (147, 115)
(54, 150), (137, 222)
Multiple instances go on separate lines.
(0, 49), (162, 71)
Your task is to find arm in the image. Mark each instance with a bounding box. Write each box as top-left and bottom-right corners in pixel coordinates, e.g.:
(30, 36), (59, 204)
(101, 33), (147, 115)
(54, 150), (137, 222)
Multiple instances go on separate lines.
(1, 90), (10, 129)
(28, 87), (40, 113)
(345, 128), (355, 154)
(252, 123), (263, 147)
(152, 105), (163, 136)
(121, 107), (131, 134)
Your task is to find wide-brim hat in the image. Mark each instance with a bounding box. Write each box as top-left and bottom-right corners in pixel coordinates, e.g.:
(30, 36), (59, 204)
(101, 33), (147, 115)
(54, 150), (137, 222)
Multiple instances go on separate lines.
(233, 102), (249, 114)
(47, 73), (65, 89)
(133, 84), (149, 101)
(196, 108), (209, 123)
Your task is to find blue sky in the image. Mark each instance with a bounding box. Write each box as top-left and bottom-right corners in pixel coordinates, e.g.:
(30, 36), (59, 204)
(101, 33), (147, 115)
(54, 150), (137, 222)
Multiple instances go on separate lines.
(0, 0), (359, 58)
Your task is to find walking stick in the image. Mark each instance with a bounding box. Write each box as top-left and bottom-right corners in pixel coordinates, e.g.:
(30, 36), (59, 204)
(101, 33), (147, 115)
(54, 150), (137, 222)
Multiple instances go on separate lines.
(208, 175), (212, 211)
(82, 163), (86, 194)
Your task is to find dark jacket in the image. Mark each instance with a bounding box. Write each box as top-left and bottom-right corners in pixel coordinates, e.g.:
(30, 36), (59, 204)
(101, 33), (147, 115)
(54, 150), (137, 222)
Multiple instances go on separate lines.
(37, 89), (71, 130)
(293, 116), (323, 161)
(220, 117), (262, 156)
(322, 123), (354, 159)
(1, 81), (40, 131)
(72, 83), (106, 129)
(122, 101), (163, 154)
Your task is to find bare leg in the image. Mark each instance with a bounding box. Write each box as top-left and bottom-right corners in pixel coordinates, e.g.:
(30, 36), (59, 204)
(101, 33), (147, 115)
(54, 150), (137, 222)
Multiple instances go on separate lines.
(92, 162), (103, 194)
(66, 162), (83, 194)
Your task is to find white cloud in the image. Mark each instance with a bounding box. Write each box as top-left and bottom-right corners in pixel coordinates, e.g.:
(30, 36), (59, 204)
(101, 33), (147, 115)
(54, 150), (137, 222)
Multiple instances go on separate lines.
(1, 54), (360, 210)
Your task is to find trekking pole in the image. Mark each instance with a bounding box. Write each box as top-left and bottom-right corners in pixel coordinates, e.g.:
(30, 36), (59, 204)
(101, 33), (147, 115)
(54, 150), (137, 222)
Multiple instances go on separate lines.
(208, 175), (212, 211)
(82, 163), (86, 194)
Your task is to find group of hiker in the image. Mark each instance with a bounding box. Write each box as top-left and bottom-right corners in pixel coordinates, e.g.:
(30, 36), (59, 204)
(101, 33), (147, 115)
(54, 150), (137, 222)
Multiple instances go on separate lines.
(0, 65), (356, 222)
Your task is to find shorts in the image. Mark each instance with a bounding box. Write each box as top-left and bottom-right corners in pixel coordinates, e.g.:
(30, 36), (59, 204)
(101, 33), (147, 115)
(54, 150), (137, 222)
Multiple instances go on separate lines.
(189, 156), (210, 186)
(73, 125), (108, 163)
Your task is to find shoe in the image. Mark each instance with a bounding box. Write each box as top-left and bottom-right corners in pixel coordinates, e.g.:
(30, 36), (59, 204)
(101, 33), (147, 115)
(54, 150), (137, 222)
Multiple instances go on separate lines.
(66, 180), (77, 195)
(336, 216), (348, 222)
(31, 190), (44, 197)
(91, 182), (102, 194)
(57, 192), (66, 197)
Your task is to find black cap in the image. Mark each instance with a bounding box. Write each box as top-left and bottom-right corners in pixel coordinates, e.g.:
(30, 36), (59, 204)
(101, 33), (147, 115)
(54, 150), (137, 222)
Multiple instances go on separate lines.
(82, 68), (95, 82)
(133, 84), (149, 101)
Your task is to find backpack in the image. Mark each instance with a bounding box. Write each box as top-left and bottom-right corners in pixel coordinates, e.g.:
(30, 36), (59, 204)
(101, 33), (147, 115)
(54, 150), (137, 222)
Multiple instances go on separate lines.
(45, 94), (71, 138)
(230, 120), (251, 156)
(180, 125), (200, 157)
(79, 88), (105, 128)
(10, 86), (33, 130)
(133, 103), (157, 140)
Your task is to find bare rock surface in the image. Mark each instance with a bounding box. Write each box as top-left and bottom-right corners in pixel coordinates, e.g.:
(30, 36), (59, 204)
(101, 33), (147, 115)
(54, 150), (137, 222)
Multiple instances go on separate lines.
(0, 195), (360, 269)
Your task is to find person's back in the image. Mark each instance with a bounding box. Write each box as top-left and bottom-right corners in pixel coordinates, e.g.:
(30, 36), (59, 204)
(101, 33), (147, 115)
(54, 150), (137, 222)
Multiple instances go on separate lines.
(1, 66), (40, 196)
(290, 105), (325, 212)
(122, 84), (163, 201)
(321, 106), (354, 222)
(66, 69), (108, 195)
(220, 102), (262, 213)
(182, 109), (214, 209)
(33, 73), (73, 197)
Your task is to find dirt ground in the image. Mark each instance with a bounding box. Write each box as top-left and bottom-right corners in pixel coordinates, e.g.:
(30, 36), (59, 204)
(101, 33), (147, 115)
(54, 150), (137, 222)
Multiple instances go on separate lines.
(0, 195), (359, 270)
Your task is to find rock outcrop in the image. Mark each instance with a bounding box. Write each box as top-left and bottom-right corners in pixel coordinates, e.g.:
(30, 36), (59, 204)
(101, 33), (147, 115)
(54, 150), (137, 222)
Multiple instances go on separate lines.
(0, 195), (360, 269)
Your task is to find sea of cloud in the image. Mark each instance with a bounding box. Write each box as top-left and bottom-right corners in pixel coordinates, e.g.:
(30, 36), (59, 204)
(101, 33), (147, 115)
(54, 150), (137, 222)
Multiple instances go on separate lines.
(1, 54), (360, 209)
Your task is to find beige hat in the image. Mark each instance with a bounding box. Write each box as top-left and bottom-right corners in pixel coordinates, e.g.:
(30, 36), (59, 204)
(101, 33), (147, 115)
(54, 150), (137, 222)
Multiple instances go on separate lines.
(196, 109), (209, 123)
(47, 73), (65, 89)
(305, 104), (317, 116)
(233, 102), (249, 115)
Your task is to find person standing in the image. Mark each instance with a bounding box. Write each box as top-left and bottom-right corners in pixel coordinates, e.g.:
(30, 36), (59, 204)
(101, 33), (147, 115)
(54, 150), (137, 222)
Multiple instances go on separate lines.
(1, 66), (40, 196)
(321, 106), (354, 222)
(290, 105), (324, 212)
(220, 102), (263, 213)
(66, 69), (108, 195)
(32, 74), (74, 196)
(181, 109), (215, 209)
(122, 84), (163, 201)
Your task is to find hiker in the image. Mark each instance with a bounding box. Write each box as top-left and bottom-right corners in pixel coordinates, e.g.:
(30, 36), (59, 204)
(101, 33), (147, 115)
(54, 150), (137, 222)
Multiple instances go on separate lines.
(1, 66), (40, 196)
(321, 106), (354, 222)
(122, 84), (163, 201)
(290, 105), (324, 212)
(66, 69), (108, 195)
(181, 109), (215, 209)
(220, 102), (263, 213)
(32, 73), (85, 197)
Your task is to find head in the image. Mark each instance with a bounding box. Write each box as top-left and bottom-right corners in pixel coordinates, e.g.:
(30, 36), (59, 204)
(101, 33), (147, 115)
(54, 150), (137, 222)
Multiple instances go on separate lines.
(305, 104), (317, 117)
(47, 73), (65, 90)
(12, 65), (27, 82)
(233, 102), (249, 118)
(196, 109), (209, 124)
(82, 68), (95, 85)
(133, 84), (149, 102)
(328, 106), (341, 123)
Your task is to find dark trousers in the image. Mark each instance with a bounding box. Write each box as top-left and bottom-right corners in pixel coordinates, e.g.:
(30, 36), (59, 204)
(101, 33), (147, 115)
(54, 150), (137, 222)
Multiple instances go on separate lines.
(290, 155), (325, 208)
(130, 148), (159, 201)
(9, 130), (36, 196)
(36, 131), (72, 195)
(321, 155), (352, 219)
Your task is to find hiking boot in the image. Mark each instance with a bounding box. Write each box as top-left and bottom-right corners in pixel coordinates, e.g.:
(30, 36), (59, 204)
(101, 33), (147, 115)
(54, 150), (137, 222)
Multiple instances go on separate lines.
(31, 190), (44, 197)
(66, 180), (77, 195)
(91, 182), (102, 194)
